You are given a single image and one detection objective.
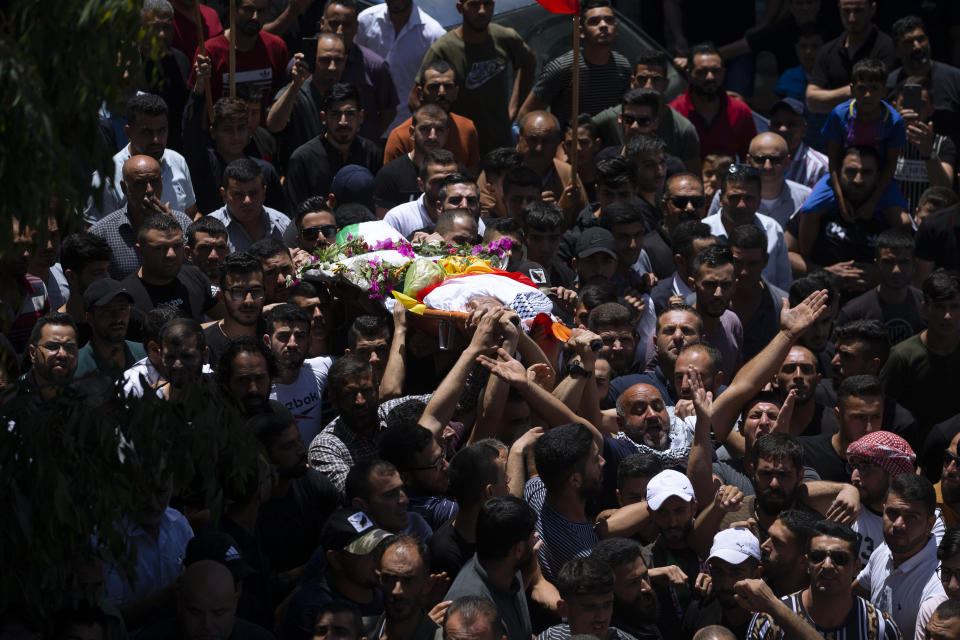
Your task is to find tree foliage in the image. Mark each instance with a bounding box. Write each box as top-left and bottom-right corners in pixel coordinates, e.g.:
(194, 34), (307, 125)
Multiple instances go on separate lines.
(0, 0), (143, 242)
(0, 375), (258, 633)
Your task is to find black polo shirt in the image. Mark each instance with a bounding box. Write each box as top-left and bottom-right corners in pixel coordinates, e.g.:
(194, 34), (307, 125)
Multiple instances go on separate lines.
(915, 205), (960, 272)
(374, 154), (420, 211)
(809, 26), (896, 90)
(284, 134), (383, 209)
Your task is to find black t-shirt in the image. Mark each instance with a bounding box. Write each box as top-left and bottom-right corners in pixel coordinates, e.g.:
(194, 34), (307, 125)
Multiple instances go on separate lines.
(374, 154), (420, 211)
(920, 413), (960, 483)
(256, 469), (341, 573)
(746, 6), (841, 73)
(809, 26), (896, 90)
(203, 322), (233, 369)
(428, 518), (475, 581)
(285, 134), (383, 209)
(799, 433), (848, 482)
(835, 287), (926, 346)
(915, 206), (960, 272)
(786, 209), (883, 269)
(680, 598), (750, 640)
(122, 265), (216, 333)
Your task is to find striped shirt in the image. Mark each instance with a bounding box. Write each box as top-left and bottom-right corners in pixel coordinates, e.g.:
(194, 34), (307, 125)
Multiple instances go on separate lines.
(531, 49), (633, 124)
(524, 476), (598, 583)
(895, 134), (957, 214)
(784, 143), (830, 189)
(537, 624), (639, 640)
(746, 592), (901, 640)
(1, 274), (50, 353)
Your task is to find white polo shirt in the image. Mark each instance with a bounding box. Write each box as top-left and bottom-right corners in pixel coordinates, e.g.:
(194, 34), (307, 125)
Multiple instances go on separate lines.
(702, 210), (793, 291)
(857, 534), (946, 636)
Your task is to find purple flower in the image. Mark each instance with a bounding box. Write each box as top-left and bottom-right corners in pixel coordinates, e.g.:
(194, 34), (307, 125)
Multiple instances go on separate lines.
(369, 280), (380, 293)
(471, 244), (484, 256)
(346, 233), (353, 241)
(447, 247), (458, 255)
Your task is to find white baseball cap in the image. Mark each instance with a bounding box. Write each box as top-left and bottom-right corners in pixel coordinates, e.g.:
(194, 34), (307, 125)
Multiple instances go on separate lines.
(645, 469), (695, 511)
(708, 527), (761, 565)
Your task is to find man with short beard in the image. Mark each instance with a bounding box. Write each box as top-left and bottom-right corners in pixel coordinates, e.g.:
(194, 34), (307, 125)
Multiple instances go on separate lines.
(846, 430), (924, 564)
(263, 304), (333, 446)
(773, 345), (823, 437)
(682, 528), (764, 639)
(374, 536), (438, 640)
(854, 473), (946, 634)
(759, 509), (819, 596)
(250, 405), (340, 573)
(204, 252), (265, 366)
(21, 313), (80, 400)
(76, 279), (145, 377)
(217, 336), (275, 416)
(612, 383), (695, 461)
(668, 43), (757, 160)
(524, 423), (605, 582)
(936, 432), (960, 529)
(592, 538), (662, 640)
(156, 318), (210, 403)
(688, 245), (742, 377)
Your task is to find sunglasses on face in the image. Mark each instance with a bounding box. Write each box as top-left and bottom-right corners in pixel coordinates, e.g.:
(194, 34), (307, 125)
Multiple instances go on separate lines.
(808, 549), (851, 566)
(940, 565), (960, 583)
(750, 154), (787, 165)
(621, 113), (653, 127)
(669, 196), (705, 209)
(301, 225), (337, 241)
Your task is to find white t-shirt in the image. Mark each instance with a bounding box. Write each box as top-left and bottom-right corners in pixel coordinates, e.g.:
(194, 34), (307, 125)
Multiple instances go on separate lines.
(270, 356), (334, 445)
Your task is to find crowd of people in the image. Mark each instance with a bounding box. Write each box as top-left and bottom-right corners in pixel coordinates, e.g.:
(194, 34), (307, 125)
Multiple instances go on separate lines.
(6, 0), (960, 639)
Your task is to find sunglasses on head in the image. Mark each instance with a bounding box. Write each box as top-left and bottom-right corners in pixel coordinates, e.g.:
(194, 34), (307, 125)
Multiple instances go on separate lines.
(669, 196), (705, 209)
(622, 113), (653, 127)
(808, 549), (851, 566)
(301, 225), (337, 241)
(726, 163), (761, 178)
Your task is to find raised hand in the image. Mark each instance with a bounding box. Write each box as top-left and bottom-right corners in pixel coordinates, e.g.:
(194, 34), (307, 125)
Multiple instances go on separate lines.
(477, 347), (529, 388)
(773, 388), (796, 434)
(779, 288), (828, 340)
(689, 365), (713, 427)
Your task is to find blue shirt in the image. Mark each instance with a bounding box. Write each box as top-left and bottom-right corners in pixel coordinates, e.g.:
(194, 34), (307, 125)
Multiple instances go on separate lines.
(822, 99), (906, 162)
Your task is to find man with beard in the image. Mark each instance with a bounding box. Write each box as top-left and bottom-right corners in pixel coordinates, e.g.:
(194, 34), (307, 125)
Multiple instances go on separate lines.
(668, 43), (757, 161)
(248, 238), (295, 305)
(379, 422), (456, 531)
(702, 164), (792, 292)
(445, 496), (536, 640)
(537, 555), (638, 640)
(789, 145), (911, 296)
(837, 230), (926, 345)
(759, 509), (819, 596)
(524, 423), (605, 582)
(204, 252), (264, 366)
(846, 431), (923, 564)
(20, 313), (79, 400)
(308, 354), (382, 493)
(375, 104), (451, 215)
(816, 319), (918, 450)
(184, 217), (229, 286)
(249, 405), (340, 573)
(156, 318), (209, 403)
(263, 304), (333, 446)
(688, 245), (743, 377)
(936, 432), (960, 529)
(743, 520), (899, 640)
(515, 111), (588, 226)
(855, 473), (946, 634)
(285, 83), (383, 209)
(801, 375), (883, 481)
(591, 538), (661, 640)
(886, 16), (960, 152)
(209, 158), (290, 252)
(385, 61), (480, 171)
(76, 279), (144, 377)
(641, 470), (702, 640)
(188, 0), (288, 118)
(718, 434), (826, 541)
(773, 345), (824, 437)
(374, 536), (438, 640)
(217, 336), (275, 416)
(681, 528), (763, 640)
(288, 281), (333, 358)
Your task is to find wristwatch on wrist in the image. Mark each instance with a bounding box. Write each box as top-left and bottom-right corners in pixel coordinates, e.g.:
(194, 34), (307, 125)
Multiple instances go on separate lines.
(568, 359), (593, 379)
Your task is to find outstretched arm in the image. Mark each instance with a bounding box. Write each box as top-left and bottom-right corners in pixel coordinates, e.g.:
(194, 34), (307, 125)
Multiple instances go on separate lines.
(710, 289), (829, 444)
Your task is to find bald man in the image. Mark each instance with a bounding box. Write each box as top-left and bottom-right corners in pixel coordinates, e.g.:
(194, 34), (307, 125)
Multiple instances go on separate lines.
(707, 132), (812, 230)
(516, 110), (587, 225)
(89, 155), (194, 280)
(137, 560), (274, 640)
(435, 209), (479, 246)
(692, 625), (738, 640)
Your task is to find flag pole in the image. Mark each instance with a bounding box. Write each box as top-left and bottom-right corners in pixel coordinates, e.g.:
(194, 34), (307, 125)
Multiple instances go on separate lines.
(228, 0), (237, 97)
(569, 12), (580, 185)
(193, 0), (215, 123)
